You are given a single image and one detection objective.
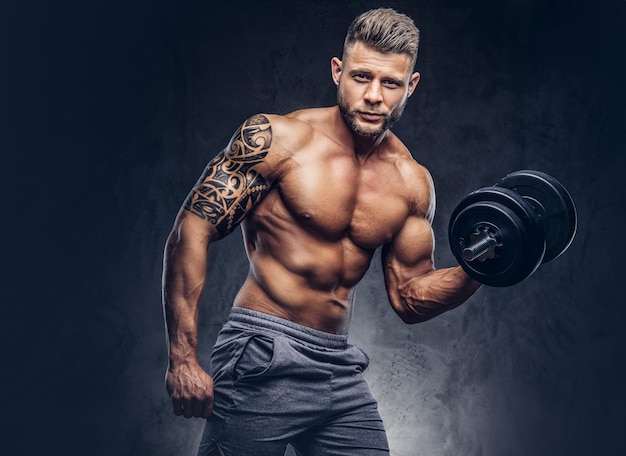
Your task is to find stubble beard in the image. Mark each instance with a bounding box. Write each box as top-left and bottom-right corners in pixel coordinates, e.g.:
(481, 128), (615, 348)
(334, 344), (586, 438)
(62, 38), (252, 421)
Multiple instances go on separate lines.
(337, 90), (407, 138)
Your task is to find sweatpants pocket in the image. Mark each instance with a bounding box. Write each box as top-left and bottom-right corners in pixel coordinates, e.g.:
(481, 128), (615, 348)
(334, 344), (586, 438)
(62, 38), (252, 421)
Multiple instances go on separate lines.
(232, 334), (275, 383)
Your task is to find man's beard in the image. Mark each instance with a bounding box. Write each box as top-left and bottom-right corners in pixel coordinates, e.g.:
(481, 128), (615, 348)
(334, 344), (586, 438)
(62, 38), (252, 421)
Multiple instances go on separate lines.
(338, 90), (407, 138)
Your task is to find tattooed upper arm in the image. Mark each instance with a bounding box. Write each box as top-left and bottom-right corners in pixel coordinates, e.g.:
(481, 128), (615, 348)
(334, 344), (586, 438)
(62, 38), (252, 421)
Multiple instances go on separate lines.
(183, 114), (273, 238)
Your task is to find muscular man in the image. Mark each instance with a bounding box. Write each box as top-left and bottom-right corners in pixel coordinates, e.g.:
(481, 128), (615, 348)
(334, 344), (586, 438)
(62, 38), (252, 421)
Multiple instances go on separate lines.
(163, 8), (481, 455)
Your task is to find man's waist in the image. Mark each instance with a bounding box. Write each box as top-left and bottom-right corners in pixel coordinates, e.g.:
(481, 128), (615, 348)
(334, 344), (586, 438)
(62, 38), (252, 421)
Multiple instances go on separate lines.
(227, 306), (349, 349)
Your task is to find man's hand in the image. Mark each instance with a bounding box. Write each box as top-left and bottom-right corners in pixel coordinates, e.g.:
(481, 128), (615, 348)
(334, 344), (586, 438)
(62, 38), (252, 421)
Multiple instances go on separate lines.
(166, 362), (214, 418)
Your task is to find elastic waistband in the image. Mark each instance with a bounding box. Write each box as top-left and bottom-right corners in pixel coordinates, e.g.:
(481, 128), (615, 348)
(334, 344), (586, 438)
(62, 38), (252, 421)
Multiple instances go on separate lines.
(228, 307), (348, 349)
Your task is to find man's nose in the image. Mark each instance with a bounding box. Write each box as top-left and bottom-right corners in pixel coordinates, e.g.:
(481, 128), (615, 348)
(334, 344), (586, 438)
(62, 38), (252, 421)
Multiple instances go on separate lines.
(364, 81), (383, 104)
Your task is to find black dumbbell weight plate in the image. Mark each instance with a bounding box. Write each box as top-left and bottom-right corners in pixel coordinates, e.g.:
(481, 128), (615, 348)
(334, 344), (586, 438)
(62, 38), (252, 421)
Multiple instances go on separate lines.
(496, 170), (577, 263)
(448, 187), (545, 287)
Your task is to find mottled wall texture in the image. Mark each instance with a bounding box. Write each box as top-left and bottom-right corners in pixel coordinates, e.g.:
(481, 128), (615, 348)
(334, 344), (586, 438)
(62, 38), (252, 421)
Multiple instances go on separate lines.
(4, 0), (625, 455)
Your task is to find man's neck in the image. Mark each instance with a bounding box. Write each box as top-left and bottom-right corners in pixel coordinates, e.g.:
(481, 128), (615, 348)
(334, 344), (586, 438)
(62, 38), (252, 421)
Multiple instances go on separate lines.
(330, 106), (389, 162)
(352, 130), (388, 163)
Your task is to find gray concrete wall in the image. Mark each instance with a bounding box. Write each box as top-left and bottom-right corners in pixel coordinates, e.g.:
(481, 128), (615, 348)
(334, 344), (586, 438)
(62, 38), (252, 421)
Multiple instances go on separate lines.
(4, 0), (625, 454)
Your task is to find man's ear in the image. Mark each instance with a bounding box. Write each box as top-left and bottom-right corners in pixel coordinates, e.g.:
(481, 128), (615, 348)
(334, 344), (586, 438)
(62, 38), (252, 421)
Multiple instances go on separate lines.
(407, 71), (421, 97)
(331, 57), (342, 86)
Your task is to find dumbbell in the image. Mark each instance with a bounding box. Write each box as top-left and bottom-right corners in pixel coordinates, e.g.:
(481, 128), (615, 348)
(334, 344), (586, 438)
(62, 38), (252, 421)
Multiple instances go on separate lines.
(448, 170), (577, 287)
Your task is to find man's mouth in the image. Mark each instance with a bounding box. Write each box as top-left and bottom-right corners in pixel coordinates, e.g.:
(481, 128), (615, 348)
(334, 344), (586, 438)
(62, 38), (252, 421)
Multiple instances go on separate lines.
(358, 111), (384, 122)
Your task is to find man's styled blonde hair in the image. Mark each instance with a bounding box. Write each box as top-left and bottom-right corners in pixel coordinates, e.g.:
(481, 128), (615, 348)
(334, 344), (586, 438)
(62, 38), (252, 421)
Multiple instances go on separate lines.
(343, 8), (420, 69)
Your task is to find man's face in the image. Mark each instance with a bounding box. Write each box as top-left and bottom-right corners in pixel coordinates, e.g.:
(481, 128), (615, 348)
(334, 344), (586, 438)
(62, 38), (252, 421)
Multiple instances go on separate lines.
(332, 41), (420, 138)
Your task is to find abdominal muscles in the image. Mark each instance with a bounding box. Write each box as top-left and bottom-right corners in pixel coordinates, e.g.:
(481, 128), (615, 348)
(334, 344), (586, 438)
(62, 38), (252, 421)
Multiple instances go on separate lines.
(234, 192), (377, 333)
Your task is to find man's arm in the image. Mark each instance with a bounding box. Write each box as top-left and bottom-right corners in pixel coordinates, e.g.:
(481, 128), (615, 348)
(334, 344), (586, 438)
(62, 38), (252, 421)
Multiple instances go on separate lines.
(382, 172), (481, 324)
(162, 114), (274, 418)
(163, 213), (215, 418)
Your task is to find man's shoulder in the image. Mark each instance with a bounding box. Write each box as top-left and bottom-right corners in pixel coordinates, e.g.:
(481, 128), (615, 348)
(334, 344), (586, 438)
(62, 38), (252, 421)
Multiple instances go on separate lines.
(385, 134), (431, 180)
(233, 110), (324, 178)
(260, 107), (330, 128)
(285, 106), (334, 121)
(260, 108), (335, 151)
(384, 134), (435, 219)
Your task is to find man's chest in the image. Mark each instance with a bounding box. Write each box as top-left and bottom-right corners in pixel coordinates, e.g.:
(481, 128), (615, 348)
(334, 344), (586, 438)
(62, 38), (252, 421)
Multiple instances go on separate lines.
(274, 153), (412, 249)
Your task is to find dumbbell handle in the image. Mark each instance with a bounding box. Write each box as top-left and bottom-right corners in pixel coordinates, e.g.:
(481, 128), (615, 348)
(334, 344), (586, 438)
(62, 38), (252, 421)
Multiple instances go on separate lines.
(462, 229), (498, 262)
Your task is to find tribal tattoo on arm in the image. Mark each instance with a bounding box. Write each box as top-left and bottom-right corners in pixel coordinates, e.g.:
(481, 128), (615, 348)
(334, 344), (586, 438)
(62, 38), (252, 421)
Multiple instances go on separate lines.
(184, 114), (272, 237)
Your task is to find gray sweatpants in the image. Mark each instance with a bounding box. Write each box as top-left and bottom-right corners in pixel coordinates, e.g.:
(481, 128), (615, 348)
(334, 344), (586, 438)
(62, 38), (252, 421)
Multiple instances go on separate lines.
(197, 307), (389, 456)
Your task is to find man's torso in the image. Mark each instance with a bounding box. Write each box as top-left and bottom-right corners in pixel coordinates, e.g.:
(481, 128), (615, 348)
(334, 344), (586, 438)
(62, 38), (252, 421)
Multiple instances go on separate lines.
(233, 107), (429, 333)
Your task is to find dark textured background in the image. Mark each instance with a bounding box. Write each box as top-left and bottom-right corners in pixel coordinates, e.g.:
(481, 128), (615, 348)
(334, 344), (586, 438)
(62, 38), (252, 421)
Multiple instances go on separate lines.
(4, 0), (625, 455)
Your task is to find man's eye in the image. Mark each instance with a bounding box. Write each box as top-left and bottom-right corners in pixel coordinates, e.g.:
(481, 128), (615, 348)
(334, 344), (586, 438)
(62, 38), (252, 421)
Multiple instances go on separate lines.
(383, 80), (400, 88)
(353, 74), (369, 82)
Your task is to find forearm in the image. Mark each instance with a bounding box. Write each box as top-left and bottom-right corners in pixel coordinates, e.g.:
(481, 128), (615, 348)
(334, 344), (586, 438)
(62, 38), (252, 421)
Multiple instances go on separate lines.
(388, 265), (481, 324)
(162, 226), (209, 368)
(162, 215), (219, 418)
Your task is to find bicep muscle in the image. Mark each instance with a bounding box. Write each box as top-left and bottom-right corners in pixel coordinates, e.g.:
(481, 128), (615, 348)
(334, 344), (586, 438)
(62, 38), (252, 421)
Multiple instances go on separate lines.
(384, 215), (435, 274)
(183, 114), (273, 238)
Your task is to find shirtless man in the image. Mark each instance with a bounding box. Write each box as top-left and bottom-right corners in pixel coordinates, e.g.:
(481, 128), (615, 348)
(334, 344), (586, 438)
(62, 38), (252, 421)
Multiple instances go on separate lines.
(162, 8), (481, 455)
